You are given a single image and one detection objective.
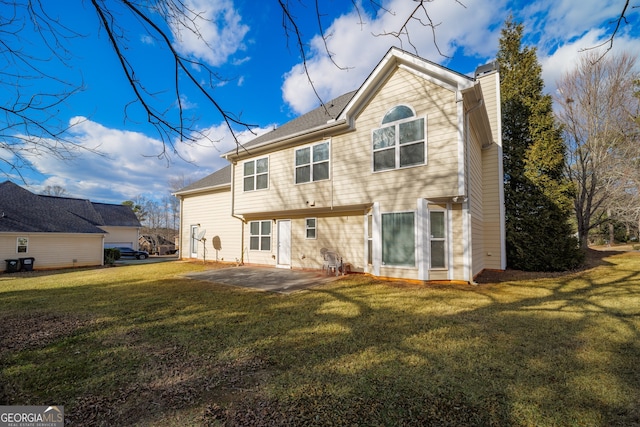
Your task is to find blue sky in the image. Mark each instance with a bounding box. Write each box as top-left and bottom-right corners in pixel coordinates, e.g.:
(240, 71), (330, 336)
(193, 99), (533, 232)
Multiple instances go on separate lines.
(2, 0), (639, 204)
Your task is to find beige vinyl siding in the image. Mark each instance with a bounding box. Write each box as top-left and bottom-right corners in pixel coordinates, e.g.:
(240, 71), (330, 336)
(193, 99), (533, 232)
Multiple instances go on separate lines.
(468, 116), (486, 278)
(234, 68), (462, 217)
(179, 187), (242, 262)
(482, 144), (504, 270)
(448, 204), (466, 280)
(243, 212), (365, 271)
(101, 226), (139, 248)
(478, 71), (504, 271)
(0, 233), (103, 269)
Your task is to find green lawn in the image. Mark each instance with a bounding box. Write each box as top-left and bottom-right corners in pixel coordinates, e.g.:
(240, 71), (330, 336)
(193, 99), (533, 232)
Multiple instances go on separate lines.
(1, 253), (639, 426)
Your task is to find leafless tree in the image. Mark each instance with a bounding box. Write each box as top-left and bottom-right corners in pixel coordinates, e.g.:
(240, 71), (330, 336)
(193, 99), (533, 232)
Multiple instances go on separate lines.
(40, 185), (69, 196)
(555, 52), (640, 247)
(1, 0), (464, 177)
(2, 0), (634, 180)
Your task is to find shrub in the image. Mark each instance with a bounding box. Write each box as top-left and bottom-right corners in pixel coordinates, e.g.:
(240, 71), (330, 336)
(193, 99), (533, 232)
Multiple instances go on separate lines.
(104, 248), (121, 265)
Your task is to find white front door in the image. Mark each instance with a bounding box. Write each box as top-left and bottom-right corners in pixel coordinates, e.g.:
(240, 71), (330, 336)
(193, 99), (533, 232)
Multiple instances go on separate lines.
(277, 220), (291, 268)
(190, 225), (199, 258)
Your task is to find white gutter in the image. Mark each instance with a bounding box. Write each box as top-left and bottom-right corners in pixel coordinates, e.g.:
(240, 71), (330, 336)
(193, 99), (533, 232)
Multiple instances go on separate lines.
(172, 183), (230, 197)
(223, 119), (350, 161)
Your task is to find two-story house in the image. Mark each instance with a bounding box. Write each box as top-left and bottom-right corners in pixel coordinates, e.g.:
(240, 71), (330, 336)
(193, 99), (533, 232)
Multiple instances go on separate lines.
(175, 47), (504, 283)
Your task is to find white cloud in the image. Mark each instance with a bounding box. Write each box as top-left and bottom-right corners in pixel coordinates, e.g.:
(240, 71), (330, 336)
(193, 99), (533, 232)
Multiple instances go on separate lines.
(170, 0), (249, 67)
(24, 118), (272, 203)
(539, 30), (640, 95)
(281, 0), (640, 114)
(281, 0), (507, 114)
(140, 34), (155, 45)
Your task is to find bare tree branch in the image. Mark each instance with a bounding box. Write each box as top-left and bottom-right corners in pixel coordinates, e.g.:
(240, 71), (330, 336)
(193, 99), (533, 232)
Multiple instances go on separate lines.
(372, 0), (466, 57)
(580, 0), (638, 62)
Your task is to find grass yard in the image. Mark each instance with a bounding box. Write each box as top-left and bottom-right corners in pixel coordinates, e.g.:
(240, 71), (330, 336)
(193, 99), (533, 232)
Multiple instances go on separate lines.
(1, 251), (639, 426)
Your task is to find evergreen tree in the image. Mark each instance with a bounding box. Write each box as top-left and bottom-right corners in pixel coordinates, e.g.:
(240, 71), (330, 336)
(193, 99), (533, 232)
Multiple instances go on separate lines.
(497, 18), (584, 271)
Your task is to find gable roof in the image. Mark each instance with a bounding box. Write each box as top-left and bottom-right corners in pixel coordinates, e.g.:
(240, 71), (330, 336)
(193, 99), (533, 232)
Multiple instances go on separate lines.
(0, 181), (140, 233)
(0, 182), (105, 233)
(237, 91), (357, 152)
(90, 203), (141, 227)
(173, 164), (232, 196)
(224, 47), (480, 161)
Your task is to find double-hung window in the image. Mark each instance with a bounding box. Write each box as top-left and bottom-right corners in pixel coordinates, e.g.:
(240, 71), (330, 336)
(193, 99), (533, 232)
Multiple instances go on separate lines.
(381, 212), (415, 266)
(249, 220), (271, 251)
(372, 105), (425, 172)
(17, 237), (28, 253)
(295, 141), (329, 184)
(305, 218), (317, 239)
(244, 158), (269, 191)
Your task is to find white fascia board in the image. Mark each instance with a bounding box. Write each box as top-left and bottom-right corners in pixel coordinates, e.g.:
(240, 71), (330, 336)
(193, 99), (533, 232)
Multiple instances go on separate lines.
(338, 47), (476, 122)
(222, 119), (349, 160)
(172, 184), (231, 197)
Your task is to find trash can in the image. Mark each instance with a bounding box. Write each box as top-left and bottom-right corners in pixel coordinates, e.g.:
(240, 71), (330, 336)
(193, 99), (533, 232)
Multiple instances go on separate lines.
(5, 259), (20, 273)
(19, 257), (35, 271)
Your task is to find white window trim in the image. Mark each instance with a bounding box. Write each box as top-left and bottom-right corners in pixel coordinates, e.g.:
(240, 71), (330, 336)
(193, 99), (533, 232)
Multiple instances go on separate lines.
(249, 220), (272, 251)
(380, 104), (416, 125)
(305, 218), (317, 240)
(243, 157), (269, 192)
(294, 140), (331, 185)
(16, 237), (28, 254)
(380, 210), (417, 269)
(428, 209), (448, 270)
(371, 115), (427, 173)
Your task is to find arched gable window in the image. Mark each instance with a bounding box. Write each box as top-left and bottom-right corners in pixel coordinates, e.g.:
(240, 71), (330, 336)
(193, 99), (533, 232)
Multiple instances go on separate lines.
(372, 105), (426, 171)
(381, 105), (415, 124)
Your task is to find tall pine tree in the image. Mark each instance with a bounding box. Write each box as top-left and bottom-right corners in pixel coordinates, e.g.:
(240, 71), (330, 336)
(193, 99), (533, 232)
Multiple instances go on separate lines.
(498, 18), (583, 271)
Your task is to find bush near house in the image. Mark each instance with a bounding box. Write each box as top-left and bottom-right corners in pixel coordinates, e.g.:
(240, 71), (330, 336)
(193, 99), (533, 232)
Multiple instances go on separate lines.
(103, 248), (121, 265)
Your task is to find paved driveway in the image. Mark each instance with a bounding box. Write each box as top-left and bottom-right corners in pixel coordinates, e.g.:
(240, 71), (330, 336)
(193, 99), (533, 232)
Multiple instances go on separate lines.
(183, 266), (339, 294)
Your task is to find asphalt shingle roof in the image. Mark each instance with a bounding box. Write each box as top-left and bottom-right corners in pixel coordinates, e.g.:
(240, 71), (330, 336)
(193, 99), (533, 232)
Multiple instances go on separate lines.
(178, 91), (358, 194)
(0, 181), (140, 233)
(175, 164), (231, 194)
(238, 90), (357, 151)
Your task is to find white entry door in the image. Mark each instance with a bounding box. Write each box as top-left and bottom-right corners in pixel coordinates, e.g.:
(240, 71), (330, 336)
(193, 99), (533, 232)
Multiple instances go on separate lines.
(277, 220), (292, 268)
(190, 225), (199, 258)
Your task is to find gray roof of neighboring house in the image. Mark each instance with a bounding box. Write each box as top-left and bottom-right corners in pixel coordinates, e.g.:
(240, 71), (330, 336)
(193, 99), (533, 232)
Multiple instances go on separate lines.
(88, 202), (141, 227)
(0, 181), (140, 233)
(174, 164), (232, 194)
(41, 196), (141, 227)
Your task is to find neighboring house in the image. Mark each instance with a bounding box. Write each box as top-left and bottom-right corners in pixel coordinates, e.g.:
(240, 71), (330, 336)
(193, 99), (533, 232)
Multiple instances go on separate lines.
(45, 196), (142, 250)
(0, 181), (141, 270)
(176, 48), (505, 283)
(139, 234), (176, 255)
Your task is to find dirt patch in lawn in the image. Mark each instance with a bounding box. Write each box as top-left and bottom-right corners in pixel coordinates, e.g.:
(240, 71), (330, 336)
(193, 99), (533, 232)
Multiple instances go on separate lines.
(0, 312), (95, 354)
(475, 247), (629, 284)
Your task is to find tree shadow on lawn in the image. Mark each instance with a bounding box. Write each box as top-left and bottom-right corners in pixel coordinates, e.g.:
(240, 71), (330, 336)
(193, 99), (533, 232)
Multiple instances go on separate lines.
(0, 252), (639, 426)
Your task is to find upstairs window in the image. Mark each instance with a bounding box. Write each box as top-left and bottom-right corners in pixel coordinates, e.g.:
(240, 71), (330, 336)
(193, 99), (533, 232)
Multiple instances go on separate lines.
(373, 105), (425, 172)
(244, 158), (269, 191)
(295, 141), (330, 183)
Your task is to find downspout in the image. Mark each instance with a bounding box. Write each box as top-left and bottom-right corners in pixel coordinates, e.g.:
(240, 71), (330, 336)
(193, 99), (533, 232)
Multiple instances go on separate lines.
(229, 162), (246, 265)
